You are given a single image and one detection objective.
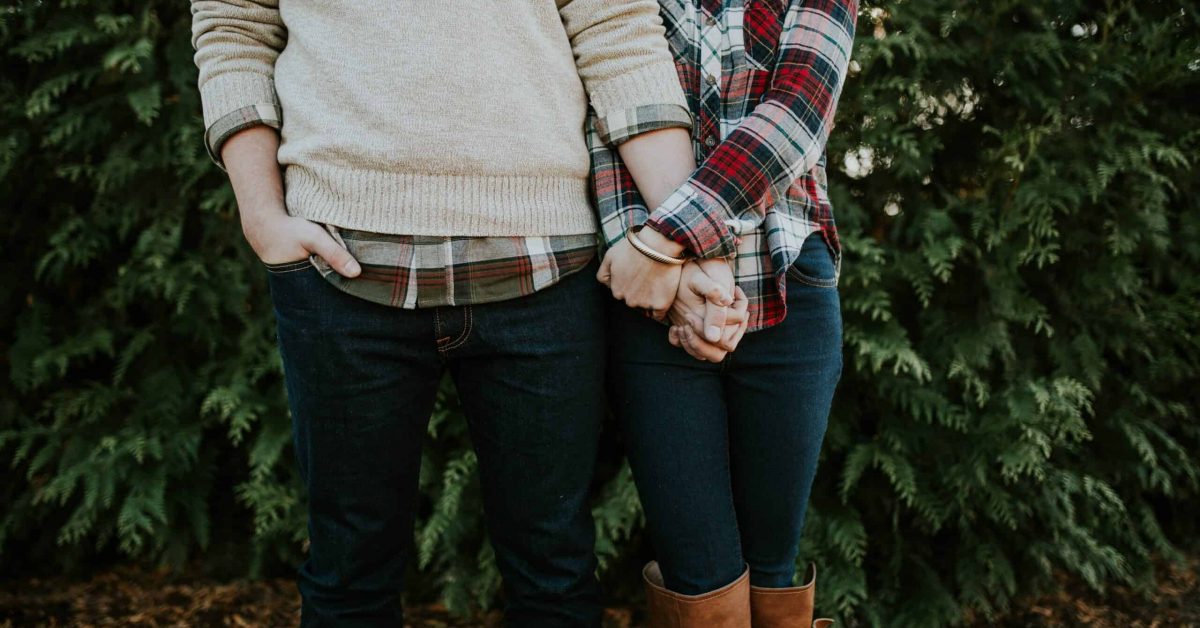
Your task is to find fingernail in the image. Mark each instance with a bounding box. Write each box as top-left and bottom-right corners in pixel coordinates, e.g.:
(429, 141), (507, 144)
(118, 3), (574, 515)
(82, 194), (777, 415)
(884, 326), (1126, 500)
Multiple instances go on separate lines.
(706, 326), (721, 342)
(347, 261), (361, 275)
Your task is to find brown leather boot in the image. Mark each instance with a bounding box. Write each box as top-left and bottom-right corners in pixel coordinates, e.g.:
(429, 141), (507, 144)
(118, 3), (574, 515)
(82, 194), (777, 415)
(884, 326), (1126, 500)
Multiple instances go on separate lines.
(749, 563), (836, 628)
(642, 561), (751, 628)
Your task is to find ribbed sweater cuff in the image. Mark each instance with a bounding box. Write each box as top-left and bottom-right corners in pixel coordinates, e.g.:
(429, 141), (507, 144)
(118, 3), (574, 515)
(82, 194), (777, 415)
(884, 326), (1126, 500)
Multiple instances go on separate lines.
(586, 61), (690, 127)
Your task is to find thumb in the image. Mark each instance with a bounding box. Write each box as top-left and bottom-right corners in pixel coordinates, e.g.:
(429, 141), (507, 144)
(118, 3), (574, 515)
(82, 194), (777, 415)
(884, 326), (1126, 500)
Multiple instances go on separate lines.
(307, 226), (361, 277)
(596, 253), (613, 286)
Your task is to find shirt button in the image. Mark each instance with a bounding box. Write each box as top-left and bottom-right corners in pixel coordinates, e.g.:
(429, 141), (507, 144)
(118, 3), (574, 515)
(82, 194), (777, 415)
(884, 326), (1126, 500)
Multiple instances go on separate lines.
(705, 73), (718, 86)
(704, 136), (717, 148)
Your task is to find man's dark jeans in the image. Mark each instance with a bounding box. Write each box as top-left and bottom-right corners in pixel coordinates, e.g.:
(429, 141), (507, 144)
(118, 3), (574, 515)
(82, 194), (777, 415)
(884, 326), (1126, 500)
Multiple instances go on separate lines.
(607, 232), (844, 595)
(264, 257), (606, 627)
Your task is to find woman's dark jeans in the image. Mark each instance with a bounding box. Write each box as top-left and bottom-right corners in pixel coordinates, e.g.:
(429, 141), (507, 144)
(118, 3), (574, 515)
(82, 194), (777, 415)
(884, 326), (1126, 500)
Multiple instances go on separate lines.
(265, 258), (606, 627)
(608, 232), (844, 595)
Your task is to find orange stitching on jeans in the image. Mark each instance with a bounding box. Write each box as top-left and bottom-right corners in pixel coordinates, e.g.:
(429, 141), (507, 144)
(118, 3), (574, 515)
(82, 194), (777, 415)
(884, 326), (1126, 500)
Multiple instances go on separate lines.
(440, 306), (473, 351)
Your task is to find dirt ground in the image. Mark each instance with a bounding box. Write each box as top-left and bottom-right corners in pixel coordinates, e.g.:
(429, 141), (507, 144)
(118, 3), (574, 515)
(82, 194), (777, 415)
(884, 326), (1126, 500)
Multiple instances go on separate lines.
(1, 557), (1196, 627)
(980, 556), (1200, 628)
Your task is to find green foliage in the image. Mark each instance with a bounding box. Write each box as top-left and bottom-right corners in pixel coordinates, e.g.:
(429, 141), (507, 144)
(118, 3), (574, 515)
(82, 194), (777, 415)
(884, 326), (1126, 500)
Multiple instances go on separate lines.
(1, 1), (1197, 626)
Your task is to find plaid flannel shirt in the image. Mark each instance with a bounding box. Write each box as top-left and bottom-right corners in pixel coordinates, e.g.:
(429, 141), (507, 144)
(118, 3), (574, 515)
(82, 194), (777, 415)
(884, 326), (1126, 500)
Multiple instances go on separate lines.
(589, 0), (858, 331)
(206, 100), (691, 310)
(308, 227), (598, 308)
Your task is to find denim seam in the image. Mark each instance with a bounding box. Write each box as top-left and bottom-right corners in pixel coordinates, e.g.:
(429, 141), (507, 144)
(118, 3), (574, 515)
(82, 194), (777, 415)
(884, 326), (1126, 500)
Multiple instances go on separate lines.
(439, 306), (473, 352)
(434, 308), (449, 346)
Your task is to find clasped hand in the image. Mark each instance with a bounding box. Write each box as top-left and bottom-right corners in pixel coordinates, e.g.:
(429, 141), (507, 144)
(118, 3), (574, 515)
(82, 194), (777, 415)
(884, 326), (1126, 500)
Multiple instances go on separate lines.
(597, 232), (748, 362)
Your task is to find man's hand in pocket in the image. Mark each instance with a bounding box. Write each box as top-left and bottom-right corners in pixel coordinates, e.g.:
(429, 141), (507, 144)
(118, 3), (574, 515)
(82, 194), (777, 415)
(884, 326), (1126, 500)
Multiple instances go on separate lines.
(220, 126), (361, 278)
(243, 212), (361, 278)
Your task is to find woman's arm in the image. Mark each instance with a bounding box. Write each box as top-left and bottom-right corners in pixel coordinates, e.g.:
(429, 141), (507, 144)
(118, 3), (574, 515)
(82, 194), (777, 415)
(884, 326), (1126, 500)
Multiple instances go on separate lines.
(644, 0), (859, 259)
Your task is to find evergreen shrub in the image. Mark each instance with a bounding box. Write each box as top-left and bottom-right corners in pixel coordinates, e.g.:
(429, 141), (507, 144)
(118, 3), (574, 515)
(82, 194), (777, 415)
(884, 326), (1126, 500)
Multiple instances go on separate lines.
(2, 2), (1197, 625)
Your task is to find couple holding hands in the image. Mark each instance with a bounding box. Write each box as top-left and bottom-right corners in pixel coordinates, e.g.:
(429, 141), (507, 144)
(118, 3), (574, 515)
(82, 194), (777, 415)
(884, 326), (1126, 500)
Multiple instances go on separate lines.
(192, 0), (856, 626)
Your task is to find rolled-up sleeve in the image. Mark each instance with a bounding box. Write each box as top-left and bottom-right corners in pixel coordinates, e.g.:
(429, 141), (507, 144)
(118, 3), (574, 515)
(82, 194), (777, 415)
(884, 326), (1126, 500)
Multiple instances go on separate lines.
(558, 0), (692, 146)
(645, 0), (858, 258)
(190, 0), (287, 171)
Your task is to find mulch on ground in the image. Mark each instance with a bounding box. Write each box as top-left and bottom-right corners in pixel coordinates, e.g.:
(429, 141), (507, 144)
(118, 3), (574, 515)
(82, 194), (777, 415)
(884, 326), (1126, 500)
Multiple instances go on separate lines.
(1, 557), (1196, 627)
(0, 566), (631, 628)
(0, 567), (299, 628)
(982, 555), (1200, 627)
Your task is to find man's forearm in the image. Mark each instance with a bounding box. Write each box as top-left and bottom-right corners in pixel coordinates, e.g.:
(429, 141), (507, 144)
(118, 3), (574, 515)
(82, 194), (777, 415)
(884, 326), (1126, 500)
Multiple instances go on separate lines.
(616, 126), (695, 256)
(221, 126), (287, 230)
(216, 125), (361, 275)
(617, 126), (694, 210)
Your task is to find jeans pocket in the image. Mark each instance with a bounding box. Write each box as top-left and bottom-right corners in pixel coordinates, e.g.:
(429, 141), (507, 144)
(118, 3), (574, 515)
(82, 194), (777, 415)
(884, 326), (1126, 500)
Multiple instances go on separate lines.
(265, 257), (325, 322)
(786, 232), (839, 288)
(262, 256), (316, 274)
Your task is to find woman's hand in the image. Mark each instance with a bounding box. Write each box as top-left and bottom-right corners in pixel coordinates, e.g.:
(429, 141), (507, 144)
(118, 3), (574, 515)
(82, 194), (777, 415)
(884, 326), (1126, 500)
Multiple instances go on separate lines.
(667, 260), (749, 362)
(668, 286), (749, 362)
(597, 228), (688, 319)
(672, 258), (737, 342)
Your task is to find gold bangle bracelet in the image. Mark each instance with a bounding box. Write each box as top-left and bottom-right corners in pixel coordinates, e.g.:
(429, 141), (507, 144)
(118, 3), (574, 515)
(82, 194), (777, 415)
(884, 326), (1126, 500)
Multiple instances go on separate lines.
(625, 226), (688, 266)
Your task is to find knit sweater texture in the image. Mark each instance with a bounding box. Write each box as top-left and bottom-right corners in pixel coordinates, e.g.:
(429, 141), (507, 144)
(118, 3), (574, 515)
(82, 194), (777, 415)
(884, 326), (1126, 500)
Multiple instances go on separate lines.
(191, 1), (689, 236)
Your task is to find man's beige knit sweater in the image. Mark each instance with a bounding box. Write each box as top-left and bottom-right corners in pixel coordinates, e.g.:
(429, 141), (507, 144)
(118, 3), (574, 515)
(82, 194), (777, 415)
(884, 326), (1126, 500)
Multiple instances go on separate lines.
(191, 1), (689, 237)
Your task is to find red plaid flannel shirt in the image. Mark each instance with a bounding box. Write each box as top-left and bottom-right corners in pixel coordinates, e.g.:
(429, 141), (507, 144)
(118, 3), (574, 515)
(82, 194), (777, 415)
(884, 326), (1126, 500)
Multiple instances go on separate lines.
(589, 0), (858, 330)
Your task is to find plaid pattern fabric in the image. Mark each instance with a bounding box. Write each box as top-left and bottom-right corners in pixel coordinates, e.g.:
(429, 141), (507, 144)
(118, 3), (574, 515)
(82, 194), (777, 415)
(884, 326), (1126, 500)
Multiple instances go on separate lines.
(598, 103), (694, 146)
(306, 226), (598, 308)
(589, 0), (858, 331)
(208, 102), (688, 310)
(205, 104), (282, 171)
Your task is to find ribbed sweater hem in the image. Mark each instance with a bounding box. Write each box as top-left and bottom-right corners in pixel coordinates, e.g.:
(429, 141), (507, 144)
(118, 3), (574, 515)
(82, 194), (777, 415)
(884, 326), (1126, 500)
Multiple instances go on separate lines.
(284, 165), (599, 237)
